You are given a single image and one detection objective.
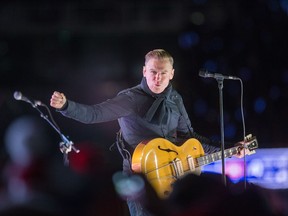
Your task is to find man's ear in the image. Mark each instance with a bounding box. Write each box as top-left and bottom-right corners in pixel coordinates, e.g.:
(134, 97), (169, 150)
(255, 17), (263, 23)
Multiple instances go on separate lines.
(170, 69), (175, 80)
(143, 66), (146, 77)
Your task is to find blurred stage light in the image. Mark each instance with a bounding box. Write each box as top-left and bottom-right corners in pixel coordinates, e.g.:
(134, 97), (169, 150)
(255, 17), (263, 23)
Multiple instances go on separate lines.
(202, 148), (288, 189)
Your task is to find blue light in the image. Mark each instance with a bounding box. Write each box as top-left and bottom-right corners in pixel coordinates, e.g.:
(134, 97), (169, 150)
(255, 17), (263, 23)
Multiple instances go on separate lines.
(280, 0), (288, 14)
(178, 32), (200, 49)
(254, 97), (266, 114)
(224, 123), (236, 139)
(202, 60), (218, 72)
(202, 148), (288, 189)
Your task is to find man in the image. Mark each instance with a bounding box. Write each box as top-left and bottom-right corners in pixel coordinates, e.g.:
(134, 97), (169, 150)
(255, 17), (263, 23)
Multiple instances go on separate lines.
(50, 49), (246, 216)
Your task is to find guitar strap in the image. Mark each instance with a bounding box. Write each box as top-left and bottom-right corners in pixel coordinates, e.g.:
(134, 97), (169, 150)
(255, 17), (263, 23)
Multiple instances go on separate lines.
(113, 130), (132, 160)
(111, 130), (133, 174)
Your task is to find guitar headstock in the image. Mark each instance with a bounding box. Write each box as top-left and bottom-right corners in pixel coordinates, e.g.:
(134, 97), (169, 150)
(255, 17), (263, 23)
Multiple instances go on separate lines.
(243, 134), (258, 155)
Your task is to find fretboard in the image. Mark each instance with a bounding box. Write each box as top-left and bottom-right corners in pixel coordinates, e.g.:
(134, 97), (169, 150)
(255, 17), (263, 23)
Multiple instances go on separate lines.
(196, 147), (239, 167)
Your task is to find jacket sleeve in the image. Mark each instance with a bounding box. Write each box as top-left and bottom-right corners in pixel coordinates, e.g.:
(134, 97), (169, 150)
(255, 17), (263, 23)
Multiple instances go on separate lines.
(59, 93), (135, 124)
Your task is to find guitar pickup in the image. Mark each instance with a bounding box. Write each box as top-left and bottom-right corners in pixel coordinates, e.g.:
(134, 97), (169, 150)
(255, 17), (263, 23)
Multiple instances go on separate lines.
(172, 158), (184, 178)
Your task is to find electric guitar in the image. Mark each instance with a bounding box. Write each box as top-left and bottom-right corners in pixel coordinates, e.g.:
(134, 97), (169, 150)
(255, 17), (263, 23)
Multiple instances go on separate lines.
(131, 135), (258, 198)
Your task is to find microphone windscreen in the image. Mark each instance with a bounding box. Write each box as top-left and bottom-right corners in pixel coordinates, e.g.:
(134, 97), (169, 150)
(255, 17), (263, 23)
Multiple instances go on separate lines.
(13, 91), (22, 100)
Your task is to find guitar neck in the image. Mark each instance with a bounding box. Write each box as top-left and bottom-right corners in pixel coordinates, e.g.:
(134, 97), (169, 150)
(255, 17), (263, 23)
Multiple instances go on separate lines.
(196, 146), (239, 167)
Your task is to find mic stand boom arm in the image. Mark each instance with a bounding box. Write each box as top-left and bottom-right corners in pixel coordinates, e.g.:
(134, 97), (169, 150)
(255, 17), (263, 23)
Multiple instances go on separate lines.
(25, 100), (80, 166)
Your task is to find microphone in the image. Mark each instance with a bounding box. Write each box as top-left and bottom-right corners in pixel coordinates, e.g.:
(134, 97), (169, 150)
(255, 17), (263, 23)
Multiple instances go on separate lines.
(199, 69), (239, 80)
(13, 91), (43, 106)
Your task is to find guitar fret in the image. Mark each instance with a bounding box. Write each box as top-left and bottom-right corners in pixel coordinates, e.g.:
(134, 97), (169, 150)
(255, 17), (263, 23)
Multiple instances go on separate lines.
(195, 144), (254, 169)
(211, 154), (215, 162)
(197, 147), (240, 166)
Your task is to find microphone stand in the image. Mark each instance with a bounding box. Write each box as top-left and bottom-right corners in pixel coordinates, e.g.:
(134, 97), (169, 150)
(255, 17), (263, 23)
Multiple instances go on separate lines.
(199, 70), (241, 187)
(24, 101), (79, 166)
(216, 77), (227, 186)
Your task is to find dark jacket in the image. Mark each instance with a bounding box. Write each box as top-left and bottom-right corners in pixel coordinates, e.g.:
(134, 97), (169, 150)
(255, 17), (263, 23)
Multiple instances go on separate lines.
(59, 79), (220, 154)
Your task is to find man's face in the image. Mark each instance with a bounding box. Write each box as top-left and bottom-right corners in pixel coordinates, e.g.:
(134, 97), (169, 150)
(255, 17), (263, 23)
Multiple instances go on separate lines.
(143, 58), (174, 94)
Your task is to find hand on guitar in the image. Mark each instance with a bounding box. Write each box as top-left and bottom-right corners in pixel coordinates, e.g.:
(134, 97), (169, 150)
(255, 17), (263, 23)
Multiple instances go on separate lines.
(234, 134), (257, 158)
(234, 146), (251, 158)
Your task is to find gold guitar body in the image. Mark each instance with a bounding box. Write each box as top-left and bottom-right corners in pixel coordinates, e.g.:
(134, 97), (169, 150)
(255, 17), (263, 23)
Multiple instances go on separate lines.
(131, 138), (205, 198)
(131, 135), (258, 198)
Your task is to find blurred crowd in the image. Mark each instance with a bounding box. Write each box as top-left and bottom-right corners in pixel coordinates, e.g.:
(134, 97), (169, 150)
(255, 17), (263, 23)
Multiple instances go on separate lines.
(0, 115), (126, 216)
(0, 115), (287, 216)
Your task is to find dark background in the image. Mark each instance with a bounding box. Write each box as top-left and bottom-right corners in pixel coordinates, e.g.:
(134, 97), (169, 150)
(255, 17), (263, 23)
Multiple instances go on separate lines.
(1, 0), (288, 167)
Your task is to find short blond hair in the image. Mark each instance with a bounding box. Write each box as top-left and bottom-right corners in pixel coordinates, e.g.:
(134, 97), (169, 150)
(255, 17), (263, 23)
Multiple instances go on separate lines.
(145, 49), (174, 66)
